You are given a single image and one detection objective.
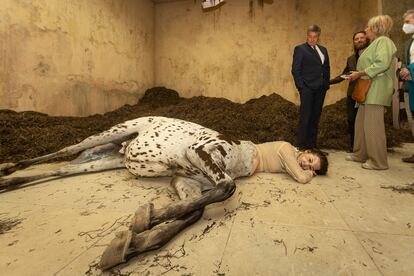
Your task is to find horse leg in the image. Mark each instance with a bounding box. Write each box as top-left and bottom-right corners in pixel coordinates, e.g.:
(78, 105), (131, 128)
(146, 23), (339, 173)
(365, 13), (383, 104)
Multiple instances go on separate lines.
(99, 143), (235, 270)
(99, 176), (205, 270)
(0, 125), (137, 176)
(0, 143), (126, 192)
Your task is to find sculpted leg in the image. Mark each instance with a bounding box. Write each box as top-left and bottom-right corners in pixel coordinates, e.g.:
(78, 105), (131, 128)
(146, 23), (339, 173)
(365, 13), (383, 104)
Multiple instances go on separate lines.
(149, 144), (235, 226)
(0, 144), (125, 192)
(100, 176), (205, 270)
(99, 144), (235, 269)
(0, 126), (137, 176)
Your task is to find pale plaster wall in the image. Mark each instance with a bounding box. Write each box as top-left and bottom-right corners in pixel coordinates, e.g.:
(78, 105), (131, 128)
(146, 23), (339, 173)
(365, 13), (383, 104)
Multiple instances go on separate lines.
(360, 0), (381, 22)
(0, 0), (154, 116)
(382, 0), (414, 59)
(154, 0), (375, 105)
(1, 0), (387, 116)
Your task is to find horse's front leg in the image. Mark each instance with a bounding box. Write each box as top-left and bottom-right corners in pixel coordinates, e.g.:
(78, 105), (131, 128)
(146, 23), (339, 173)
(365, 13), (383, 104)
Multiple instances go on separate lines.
(100, 176), (206, 270)
(100, 143), (235, 270)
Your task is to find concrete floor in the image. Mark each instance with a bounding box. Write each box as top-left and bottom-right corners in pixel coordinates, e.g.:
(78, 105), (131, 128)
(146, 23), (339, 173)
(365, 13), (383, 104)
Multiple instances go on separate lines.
(0, 144), (413, 276)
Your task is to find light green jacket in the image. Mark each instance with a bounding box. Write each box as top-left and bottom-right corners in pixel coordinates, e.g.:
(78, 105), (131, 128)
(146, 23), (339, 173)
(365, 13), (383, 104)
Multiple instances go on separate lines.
(356, 36), (397, 106)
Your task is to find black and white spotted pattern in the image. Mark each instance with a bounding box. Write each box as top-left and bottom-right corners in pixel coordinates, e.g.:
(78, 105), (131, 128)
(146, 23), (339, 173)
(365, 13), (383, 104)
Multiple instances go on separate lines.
(109, 116), (258, 187)
(0, 116), (259, 269)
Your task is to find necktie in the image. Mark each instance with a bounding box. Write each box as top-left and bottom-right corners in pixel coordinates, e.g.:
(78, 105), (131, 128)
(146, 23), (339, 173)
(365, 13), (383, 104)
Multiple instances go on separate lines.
(312, 46), (322, 62)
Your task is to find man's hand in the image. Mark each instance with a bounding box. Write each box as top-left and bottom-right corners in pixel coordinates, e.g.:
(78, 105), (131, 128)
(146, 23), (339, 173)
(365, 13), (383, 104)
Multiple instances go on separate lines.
(400, 68), (412, 80)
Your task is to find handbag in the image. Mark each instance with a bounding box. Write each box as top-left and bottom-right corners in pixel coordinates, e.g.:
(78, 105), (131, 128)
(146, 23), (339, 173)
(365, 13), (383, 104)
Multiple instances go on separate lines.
(352, 78), (372, 103)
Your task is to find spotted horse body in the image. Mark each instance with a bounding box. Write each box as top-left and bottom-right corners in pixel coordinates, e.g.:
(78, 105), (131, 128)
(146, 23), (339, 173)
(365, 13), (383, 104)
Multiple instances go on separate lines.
(0, 116), (258, 270)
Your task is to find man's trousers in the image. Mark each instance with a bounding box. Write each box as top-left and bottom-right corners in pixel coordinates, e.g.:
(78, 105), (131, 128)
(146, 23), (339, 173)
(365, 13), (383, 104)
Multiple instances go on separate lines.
(298, 86), (327, 149)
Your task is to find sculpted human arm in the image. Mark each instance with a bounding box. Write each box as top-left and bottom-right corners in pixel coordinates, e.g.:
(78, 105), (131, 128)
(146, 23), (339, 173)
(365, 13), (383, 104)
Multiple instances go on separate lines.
(278, 144), (314, 184)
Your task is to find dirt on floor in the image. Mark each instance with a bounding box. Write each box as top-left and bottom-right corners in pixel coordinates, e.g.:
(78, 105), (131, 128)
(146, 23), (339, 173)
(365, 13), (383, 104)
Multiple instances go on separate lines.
(0, 216), (23, 235)
(0, 87), (412, 163)
(381, 183), (414, 195)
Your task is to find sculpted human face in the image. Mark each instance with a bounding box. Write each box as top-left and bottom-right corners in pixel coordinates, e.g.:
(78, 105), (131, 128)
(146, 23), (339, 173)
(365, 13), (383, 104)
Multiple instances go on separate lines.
(297, 152), (321, 171)
(353, 32), (368, 50)
(307, 31), (320, 46)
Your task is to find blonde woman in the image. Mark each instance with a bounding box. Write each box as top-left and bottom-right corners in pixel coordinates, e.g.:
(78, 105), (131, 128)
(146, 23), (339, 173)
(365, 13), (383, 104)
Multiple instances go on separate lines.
(347, 15), (397, 170)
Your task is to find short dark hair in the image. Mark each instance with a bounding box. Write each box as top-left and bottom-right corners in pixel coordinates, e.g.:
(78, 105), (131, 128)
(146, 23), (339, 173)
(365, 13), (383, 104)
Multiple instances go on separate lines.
(309, 149), (328, 175)
(307, 25), (321, 33)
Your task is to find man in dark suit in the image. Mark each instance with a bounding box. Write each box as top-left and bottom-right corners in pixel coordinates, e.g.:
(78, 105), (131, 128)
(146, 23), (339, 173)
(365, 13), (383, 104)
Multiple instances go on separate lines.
(292, 25), (330, 151)
(330, 31), (369, 152)
(400, 9), (414, 163)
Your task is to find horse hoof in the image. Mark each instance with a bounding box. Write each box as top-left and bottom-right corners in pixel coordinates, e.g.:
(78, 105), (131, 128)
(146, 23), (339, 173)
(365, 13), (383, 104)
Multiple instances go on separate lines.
(0, 163), (17, 176)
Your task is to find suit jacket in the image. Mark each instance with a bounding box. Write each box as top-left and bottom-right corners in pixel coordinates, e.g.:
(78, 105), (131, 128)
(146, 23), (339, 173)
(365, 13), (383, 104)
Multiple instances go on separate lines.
(291, 43), (330, 91)
(330, 54), (358, 96)
(401, 38), (414, 91)
(402, 38), (414, 67)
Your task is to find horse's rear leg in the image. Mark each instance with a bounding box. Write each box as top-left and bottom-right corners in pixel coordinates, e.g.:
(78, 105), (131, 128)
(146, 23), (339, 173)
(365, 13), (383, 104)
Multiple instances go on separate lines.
(0, 127), (137, 176)
(0, 144), (126, 192)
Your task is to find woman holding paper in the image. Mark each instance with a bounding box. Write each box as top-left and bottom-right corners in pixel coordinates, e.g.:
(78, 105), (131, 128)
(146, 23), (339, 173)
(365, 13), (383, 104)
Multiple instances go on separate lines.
(347, 15), (397, 170)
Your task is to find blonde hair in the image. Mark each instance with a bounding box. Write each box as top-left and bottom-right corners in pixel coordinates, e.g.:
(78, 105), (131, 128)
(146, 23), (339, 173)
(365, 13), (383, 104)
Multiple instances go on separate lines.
(367, 15), (393, 37)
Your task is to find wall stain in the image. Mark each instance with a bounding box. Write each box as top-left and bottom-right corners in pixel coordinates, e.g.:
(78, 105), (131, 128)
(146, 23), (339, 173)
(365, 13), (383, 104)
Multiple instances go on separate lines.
(0, 1), (154, 116)
(33, 61), (50, 76)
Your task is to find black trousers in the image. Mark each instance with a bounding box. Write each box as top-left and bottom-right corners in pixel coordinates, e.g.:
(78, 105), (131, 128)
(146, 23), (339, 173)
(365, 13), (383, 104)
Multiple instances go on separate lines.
(346, 95), (358, 149)
(298, 86), (327, 149)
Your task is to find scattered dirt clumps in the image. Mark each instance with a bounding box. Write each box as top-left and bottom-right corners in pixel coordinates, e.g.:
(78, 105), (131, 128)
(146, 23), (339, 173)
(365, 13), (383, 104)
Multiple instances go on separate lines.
(0, 87), (412, 163)
(381, 183), (414, 195)
(0, 216), (23, 235)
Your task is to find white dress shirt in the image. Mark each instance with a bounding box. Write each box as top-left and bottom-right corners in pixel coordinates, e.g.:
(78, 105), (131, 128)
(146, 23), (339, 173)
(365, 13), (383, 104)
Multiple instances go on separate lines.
(312, 45), (325, 64)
